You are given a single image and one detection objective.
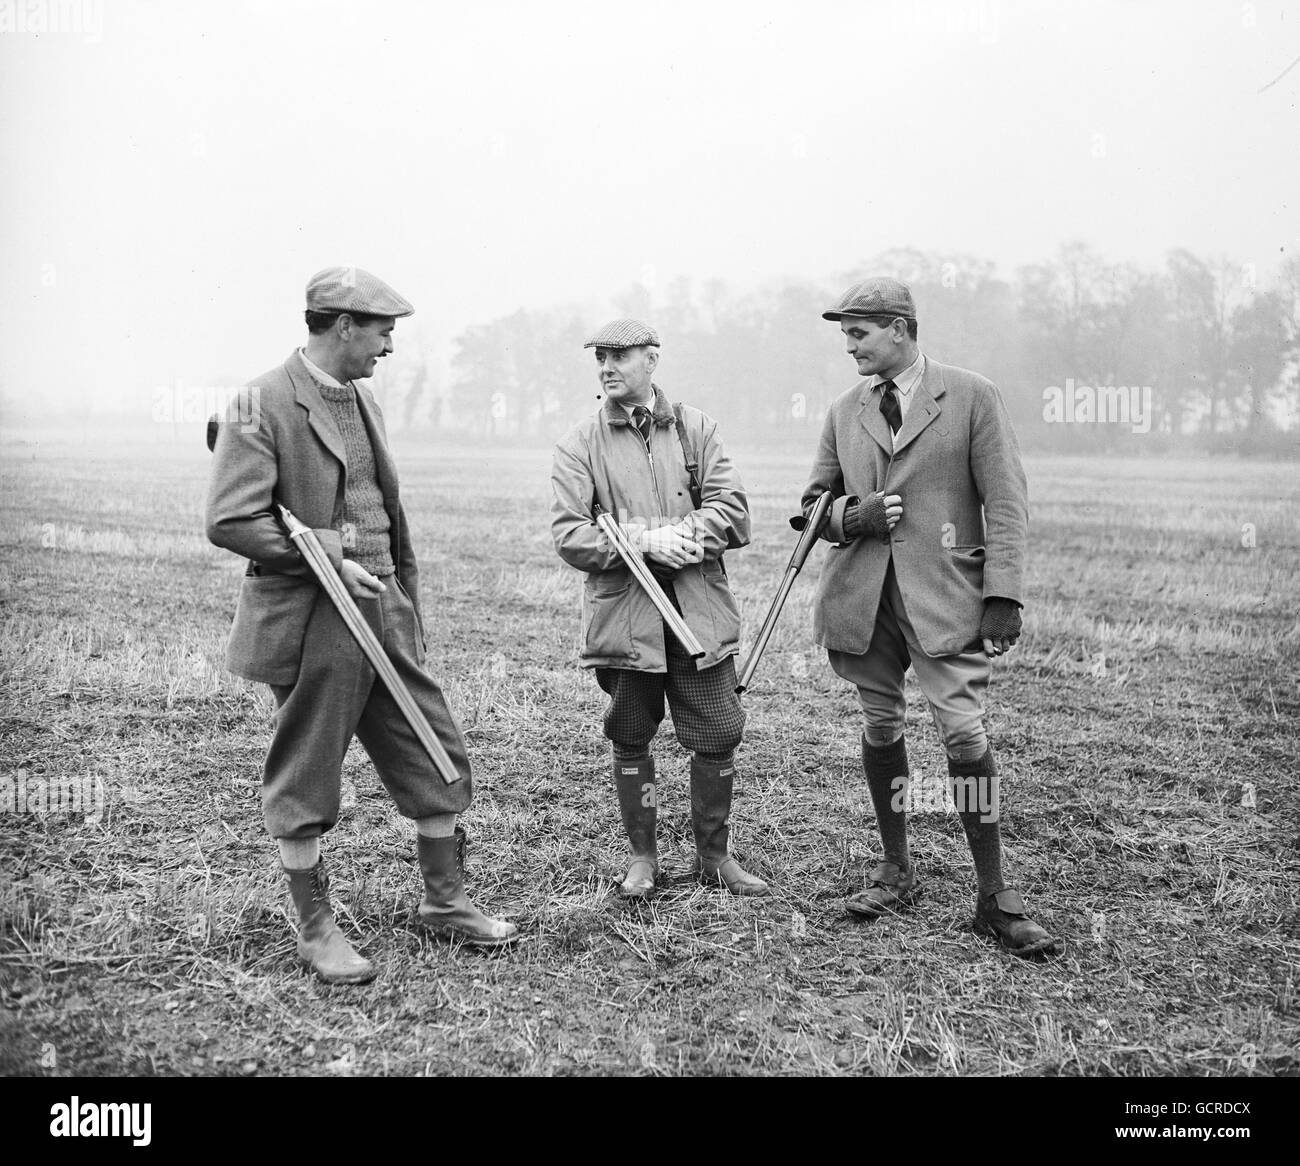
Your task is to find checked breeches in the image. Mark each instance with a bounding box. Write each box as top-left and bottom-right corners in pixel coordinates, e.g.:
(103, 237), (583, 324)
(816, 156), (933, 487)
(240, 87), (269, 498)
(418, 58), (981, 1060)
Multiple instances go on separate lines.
(595, 633), (745, 763)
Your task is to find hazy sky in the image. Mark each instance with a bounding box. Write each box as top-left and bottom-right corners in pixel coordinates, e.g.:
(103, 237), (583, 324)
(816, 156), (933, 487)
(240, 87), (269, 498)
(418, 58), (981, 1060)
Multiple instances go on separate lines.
(1, 0), (1297, 414)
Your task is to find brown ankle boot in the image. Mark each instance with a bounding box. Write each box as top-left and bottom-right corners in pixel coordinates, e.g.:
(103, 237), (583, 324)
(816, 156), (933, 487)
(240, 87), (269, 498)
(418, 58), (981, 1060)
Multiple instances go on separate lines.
(690, 756), (769, 897)
(284, 862), (376, 984)
(417, 828), (519, 946)
(613, 753), (659, 898)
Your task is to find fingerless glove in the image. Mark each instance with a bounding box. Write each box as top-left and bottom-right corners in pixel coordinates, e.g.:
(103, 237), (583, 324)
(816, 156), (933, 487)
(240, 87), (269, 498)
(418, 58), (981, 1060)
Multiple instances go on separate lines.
(979, 597), (1023, 643)
(843, 492), (890, 540)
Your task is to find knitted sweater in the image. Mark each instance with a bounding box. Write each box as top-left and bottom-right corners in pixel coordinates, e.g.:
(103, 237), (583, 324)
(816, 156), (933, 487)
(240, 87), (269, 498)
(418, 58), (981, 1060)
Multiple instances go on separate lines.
(314, 380), (395, 577)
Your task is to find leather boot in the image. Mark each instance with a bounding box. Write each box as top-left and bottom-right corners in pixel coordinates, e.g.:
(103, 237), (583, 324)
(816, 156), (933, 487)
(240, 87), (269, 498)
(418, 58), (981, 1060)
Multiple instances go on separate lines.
(284, 861), (376, 985)
(975, 888), (1058, 958)
(613, 753), (658, 898)
(690, 755), (769, 896)
(417, 828), (519, 946)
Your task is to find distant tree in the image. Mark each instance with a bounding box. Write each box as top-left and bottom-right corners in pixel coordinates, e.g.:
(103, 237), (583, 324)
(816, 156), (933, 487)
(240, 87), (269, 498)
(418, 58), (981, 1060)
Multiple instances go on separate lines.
(1015, 242), (1158, 446)
(450, 322), (512, 437)
(1229, 290), (1291, 435)
(1164, 249), (1254, 435)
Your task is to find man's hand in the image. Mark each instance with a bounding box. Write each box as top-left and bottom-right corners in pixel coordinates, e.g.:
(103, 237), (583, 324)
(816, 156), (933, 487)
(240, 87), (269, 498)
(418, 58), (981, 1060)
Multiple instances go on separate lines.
(637, 523), (703, 571)
(980, 597), (1022, 657)
(340, 559), (387, 600)
(843, 492), (904, 539)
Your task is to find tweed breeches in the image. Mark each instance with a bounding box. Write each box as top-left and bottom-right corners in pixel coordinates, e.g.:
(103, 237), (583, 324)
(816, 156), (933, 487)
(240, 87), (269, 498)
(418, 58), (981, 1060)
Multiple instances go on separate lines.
(595, 618), (745, 759)
(263, 577), (472, 838)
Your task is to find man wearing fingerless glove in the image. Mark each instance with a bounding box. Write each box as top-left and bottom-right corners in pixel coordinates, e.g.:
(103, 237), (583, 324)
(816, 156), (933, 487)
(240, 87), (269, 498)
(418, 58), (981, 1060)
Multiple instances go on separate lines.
(798, 276), (1056, 958)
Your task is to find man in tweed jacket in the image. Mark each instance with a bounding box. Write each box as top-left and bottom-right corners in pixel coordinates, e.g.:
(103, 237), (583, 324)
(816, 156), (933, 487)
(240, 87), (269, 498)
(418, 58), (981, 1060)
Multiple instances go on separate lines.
(206, 266), (517, 984)
(801, 277), (1056, 957)
(551, 318), (768, 900)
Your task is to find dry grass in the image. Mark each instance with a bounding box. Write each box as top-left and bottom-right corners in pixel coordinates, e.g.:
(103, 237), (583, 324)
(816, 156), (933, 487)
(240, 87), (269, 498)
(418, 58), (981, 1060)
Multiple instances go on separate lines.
(0, 437), (1297, 1077)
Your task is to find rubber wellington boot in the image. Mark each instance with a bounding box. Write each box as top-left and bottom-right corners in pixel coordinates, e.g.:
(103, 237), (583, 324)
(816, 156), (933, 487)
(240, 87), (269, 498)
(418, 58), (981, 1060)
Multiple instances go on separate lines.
(284, 861), (376, 985)
(613, 753), (658, 898)
(417, 828), (519, 947)
(690, 755), (769, 896)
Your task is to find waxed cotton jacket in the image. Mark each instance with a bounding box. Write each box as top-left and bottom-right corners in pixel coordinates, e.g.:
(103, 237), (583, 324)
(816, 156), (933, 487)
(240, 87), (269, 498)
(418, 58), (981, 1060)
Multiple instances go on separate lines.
(800, 356), (1028, 658)
(551, 386), (750, 672)
(205, 351), (421, 685)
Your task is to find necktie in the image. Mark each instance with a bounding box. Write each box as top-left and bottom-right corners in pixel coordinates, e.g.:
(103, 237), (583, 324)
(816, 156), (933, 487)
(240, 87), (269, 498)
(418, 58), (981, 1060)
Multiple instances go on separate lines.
(879, 379), (902, 435)
(632, 405), (652, 445)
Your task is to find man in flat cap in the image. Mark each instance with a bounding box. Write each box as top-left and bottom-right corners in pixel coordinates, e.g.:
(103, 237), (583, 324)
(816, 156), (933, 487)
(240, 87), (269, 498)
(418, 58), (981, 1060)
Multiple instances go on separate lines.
(206, 265), (517, 984)
(801, 277), (1056, 957)
(551, 319), (768, 899)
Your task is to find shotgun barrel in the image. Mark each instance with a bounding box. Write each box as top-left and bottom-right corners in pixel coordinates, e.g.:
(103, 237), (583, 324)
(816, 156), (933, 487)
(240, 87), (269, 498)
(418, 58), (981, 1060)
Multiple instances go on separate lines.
(735, 490), (833, 694)
(593, 507), (706, 660)
(277, 504), (463, 785)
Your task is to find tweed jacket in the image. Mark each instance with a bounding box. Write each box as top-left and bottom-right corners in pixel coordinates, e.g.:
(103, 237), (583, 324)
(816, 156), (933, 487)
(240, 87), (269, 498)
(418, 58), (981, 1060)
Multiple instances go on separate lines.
(205, 350), (421, 685)
(801, 356), (1028, 658)
(551, 386), (750, 672)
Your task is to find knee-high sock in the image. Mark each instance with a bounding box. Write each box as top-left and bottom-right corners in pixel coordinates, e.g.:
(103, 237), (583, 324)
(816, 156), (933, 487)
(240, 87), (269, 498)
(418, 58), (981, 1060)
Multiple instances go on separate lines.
(862, 734), (910, 870)
(948, 748), (1005, 896)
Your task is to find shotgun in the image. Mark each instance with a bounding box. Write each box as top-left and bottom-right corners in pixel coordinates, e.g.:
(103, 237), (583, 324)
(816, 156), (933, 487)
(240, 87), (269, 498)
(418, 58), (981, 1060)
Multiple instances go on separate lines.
(735, 490), (833, 694)
(593, 504), (705, 660)
(276, 505), (463, 785)
(207, 421), (462, 785)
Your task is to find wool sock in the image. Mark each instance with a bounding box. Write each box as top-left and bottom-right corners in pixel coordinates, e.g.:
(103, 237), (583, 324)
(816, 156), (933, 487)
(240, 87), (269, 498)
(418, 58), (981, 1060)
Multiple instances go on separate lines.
(415, 813), (457, 839)
(862, 733), (910, 870)
(948, 749), (1005, 897)
(278, 836), (320, 870)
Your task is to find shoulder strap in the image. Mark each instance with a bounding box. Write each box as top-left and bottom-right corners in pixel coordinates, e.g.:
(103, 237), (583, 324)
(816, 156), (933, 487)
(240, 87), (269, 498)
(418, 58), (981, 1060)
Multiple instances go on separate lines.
(673, 403), (703, 509)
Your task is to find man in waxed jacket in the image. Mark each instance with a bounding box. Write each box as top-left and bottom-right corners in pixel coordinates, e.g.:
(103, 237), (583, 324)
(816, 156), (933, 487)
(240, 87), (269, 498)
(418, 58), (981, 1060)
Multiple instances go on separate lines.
(551, 318), (769, 900)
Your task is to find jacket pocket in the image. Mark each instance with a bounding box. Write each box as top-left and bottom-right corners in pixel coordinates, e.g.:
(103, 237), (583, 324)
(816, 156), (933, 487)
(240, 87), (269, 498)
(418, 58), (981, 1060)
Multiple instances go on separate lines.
(700, 562), (741, 651)
(228, 572), (318, 682)
(945, 545), (986, 595)
(582, 576), (634, 660)
(947, 545), (986, 568)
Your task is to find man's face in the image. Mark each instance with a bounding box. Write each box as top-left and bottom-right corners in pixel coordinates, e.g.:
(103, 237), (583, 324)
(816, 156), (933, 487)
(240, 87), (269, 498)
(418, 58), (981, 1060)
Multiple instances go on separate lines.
(594, 345), (657, 405)
(341, 316), (396, 380)
(840, 317), (906, 377)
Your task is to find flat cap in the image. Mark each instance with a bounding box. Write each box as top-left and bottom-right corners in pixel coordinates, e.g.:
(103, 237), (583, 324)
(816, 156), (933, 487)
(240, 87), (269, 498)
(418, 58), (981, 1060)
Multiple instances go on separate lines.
(583, 318), (661, 349)
(305, 266), (414, 318)
(822, 277), (916, 322)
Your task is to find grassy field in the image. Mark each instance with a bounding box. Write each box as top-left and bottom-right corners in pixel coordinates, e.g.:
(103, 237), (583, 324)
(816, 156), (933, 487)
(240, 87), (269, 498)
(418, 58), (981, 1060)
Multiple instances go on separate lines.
(1, 435), (1297, 1077)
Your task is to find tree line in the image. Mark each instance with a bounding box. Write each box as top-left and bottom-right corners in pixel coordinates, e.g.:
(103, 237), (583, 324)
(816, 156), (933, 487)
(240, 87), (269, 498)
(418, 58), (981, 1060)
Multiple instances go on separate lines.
(371, 242), (1300, 456)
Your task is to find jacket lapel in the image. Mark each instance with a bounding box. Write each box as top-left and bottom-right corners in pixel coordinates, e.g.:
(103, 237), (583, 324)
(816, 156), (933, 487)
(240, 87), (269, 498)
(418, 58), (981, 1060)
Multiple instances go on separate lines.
(288, 351), (347, 467)
(891, 358), (946, 455)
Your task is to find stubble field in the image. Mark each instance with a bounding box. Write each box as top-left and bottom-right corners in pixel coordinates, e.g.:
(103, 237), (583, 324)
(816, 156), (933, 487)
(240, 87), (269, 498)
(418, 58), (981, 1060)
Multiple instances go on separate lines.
(1, 435), (1297, 1077)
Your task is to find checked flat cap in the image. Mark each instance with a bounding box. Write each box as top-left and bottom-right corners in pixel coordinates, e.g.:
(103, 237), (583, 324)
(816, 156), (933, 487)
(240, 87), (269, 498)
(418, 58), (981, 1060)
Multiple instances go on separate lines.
(305, 266), (414, 318)
(822, 277), (916, 322)
(583, 318), (661, 349)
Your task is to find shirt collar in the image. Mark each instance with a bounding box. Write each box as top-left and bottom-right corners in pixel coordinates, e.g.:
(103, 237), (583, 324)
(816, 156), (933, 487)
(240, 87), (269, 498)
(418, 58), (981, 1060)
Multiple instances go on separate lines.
(868, 351), (925, 397)
(603, 384), (671, 426)
(298, 348), (349, 390)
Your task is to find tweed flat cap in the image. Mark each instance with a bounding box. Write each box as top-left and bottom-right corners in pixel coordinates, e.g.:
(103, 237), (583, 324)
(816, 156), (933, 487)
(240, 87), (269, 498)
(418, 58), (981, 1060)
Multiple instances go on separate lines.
(822, 277), (916, 321)
(583, 318), (661, 349)
(305, 266), (414, 318)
